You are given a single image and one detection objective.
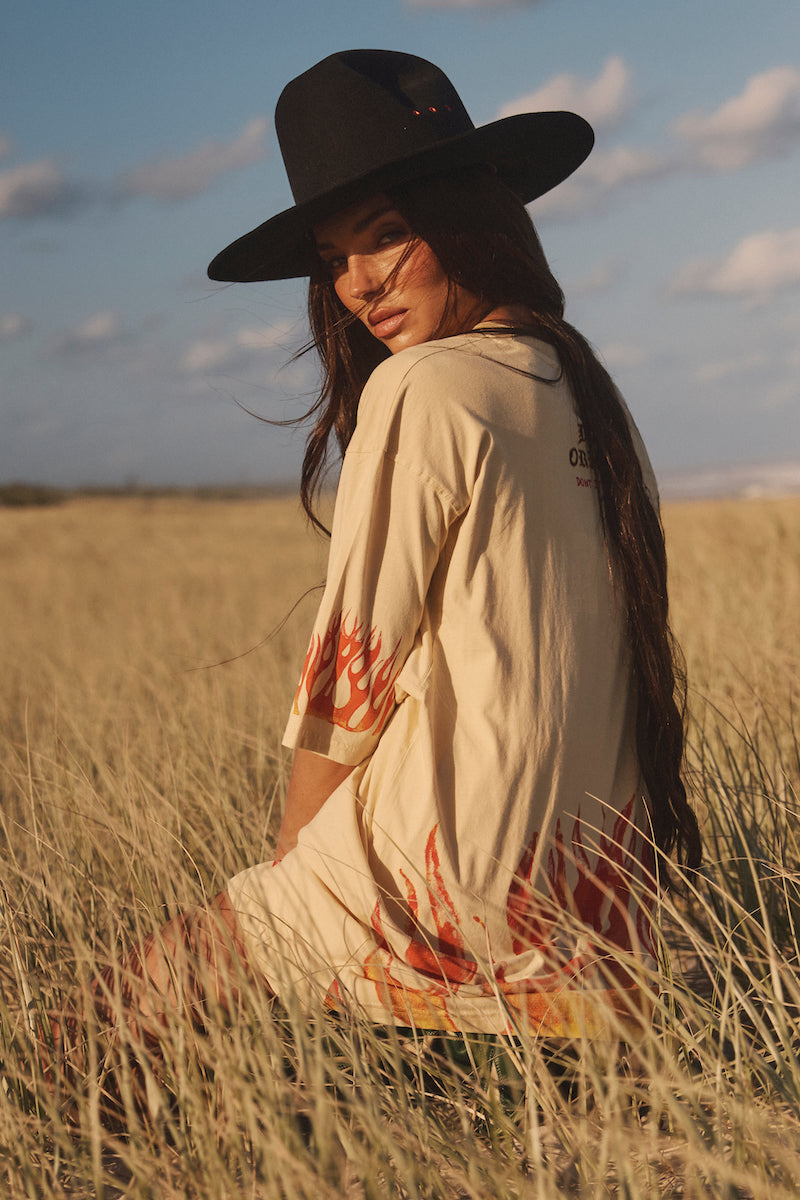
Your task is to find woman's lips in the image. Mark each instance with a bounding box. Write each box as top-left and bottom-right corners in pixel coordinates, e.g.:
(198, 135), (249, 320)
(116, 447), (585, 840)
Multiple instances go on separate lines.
(368, 308), (407, 339)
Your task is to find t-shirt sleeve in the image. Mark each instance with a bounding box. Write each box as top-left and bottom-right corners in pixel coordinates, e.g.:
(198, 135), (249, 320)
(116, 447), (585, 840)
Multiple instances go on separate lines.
(283, 352), (474, 765)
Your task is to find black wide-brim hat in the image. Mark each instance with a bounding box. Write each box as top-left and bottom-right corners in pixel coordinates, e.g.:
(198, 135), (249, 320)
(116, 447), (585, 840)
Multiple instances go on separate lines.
(207, 49), (594, 283)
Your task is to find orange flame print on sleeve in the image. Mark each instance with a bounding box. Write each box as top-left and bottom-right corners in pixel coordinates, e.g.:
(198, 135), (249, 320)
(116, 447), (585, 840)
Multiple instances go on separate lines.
(294, 610), (402, 735)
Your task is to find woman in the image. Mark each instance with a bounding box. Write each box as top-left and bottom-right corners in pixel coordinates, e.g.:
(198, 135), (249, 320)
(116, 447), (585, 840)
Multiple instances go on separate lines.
(50, 49), (700, 1101)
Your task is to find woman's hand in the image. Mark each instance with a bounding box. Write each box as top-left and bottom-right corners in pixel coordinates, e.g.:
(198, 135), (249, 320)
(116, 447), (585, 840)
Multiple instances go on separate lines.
(274, 748), (354, 862)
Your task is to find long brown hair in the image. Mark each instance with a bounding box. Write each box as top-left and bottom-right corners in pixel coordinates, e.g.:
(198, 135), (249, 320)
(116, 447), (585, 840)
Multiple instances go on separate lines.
(299, 167), (701, 873)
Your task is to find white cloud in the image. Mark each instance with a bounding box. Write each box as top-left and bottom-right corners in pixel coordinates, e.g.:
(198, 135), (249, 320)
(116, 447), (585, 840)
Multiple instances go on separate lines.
(119, 116), (269, 202)
(0, 158), (80, 218)
(532, 144), (669, 218)
(501, 60), (664, 220)
(500, 56), (635, 131)
(0, 115), (270, 220)
(565, 258), (622, 297)
(599, 341), (648, 370)
(236, 322), (296, 350)
(673, 65), (800, 170)
(671, 227), (800, 301)
(577, 145), (667, 189)
(695, 352), (767, 383)
(181, 337), (233, 374)
(518, 62), (800, 225)
(180, 321), (296, 374)
(0, 313), (32, 341)
(53, 311), (124, 356)
(73, 311), (121, 343)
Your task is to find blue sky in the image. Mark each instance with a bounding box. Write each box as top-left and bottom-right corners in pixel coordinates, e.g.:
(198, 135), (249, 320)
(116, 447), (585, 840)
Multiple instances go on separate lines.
(3, 0), (799, 489)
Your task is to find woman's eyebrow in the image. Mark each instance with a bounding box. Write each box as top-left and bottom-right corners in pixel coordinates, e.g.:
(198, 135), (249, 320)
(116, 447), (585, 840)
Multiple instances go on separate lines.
(316, 205), (397, 252)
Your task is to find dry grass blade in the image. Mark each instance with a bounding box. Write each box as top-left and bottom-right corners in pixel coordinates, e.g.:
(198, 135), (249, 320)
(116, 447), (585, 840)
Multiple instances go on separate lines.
(1, 493), (799, 1198)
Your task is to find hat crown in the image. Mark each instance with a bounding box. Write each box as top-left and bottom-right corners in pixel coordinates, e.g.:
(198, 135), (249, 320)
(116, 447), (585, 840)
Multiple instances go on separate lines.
(276, 50), (475, 206)
(208, 48), (594, 281)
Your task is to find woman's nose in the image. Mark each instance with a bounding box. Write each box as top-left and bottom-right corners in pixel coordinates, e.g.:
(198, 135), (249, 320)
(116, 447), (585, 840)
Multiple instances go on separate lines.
(348, 254), (381, 300)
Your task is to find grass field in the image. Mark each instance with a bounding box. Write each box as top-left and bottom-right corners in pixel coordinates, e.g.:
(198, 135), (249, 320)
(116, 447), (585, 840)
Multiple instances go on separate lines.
(1, 492), (798, 1198)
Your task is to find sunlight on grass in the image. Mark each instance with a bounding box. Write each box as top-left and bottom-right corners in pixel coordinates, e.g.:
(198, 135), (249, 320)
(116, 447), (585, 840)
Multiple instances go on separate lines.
(1, 494), (798, 1198)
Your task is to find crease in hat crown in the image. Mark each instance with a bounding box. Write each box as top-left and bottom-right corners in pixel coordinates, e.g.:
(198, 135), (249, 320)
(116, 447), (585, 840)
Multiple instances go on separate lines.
(207, 49), (594, 283)
(277, 50), (474, 206)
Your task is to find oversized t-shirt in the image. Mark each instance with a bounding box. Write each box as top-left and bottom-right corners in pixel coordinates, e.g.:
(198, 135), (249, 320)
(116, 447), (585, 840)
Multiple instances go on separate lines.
(229, 330), (659, 1037)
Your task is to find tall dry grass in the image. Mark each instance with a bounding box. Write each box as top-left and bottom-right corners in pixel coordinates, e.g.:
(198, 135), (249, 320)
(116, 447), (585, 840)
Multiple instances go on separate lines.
(664, 496), (800, 739)
(1, 492), (798, 1198)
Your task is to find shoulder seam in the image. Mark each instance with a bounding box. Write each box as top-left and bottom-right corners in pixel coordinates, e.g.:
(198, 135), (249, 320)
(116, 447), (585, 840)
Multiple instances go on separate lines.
(345, 445), (467, 516)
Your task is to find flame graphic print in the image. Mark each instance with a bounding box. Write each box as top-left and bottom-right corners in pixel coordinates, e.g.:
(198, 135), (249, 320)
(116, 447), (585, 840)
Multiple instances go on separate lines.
(342, 801), (655, 1034)
(507, 794), (656, 966)
(359, 824), (477, 1029)
(399, 826), (479, 986)
(294, 610), (401, 735)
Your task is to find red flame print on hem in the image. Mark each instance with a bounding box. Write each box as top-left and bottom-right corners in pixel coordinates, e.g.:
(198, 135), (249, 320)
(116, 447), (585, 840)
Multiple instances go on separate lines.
(358, 824), (477, 1030)
(399, 825), (480, 986)
(294, 610), (401, 735)
(506, 794), (656, 964)
(337, 802), (656, 1032)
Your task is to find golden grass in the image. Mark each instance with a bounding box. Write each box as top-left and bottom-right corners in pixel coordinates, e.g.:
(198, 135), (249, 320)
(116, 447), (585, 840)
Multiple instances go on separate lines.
(664, 495), (800, 732)
(1, 491), (798, 1198)
(0, 495), (326, 891)
(4, 490), (796, 739)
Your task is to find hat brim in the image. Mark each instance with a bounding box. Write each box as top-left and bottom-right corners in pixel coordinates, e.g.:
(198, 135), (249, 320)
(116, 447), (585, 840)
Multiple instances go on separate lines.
(207, 111), (593, 283)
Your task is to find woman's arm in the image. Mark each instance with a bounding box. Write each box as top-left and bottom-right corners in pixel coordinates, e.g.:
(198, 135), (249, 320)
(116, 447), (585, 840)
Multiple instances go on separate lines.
(274, 748), (355, 862)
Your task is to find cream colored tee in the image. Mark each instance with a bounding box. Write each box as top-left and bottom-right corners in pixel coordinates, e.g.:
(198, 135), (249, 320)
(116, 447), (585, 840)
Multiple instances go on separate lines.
(229, 331), (659, 1035)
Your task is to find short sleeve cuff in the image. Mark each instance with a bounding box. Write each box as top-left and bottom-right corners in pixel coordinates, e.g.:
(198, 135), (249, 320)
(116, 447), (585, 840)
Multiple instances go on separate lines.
(282, 710), (380, 767)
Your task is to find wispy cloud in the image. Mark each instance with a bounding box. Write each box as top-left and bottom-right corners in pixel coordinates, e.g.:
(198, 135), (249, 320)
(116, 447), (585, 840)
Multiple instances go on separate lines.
(695, 352), (767, 383)
(533, 144), (670, 218)
(599, 341), (649, 370)
(673, 65), (800, 170)
(52, 311), (125, 357)
(118, 116), (269, 202)
(500, 57), (663, 218)
(1, 115), (270, 222)
(670, 227), (800, 301)
(180, 321), (297, 375)
(500, 57), (635, 131)
(565, 258), (623, 297)
(0, 159), (83, 219)
(506, 60), (800, 220)
(0, 313), (32, 341)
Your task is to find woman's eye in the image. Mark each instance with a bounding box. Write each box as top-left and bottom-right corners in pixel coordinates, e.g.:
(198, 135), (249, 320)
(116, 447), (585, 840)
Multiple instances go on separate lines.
(377, 228), (407, 248)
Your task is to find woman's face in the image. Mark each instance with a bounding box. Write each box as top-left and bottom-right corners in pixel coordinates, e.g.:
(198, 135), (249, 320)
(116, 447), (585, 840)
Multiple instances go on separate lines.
(313, 194), (481, 353)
